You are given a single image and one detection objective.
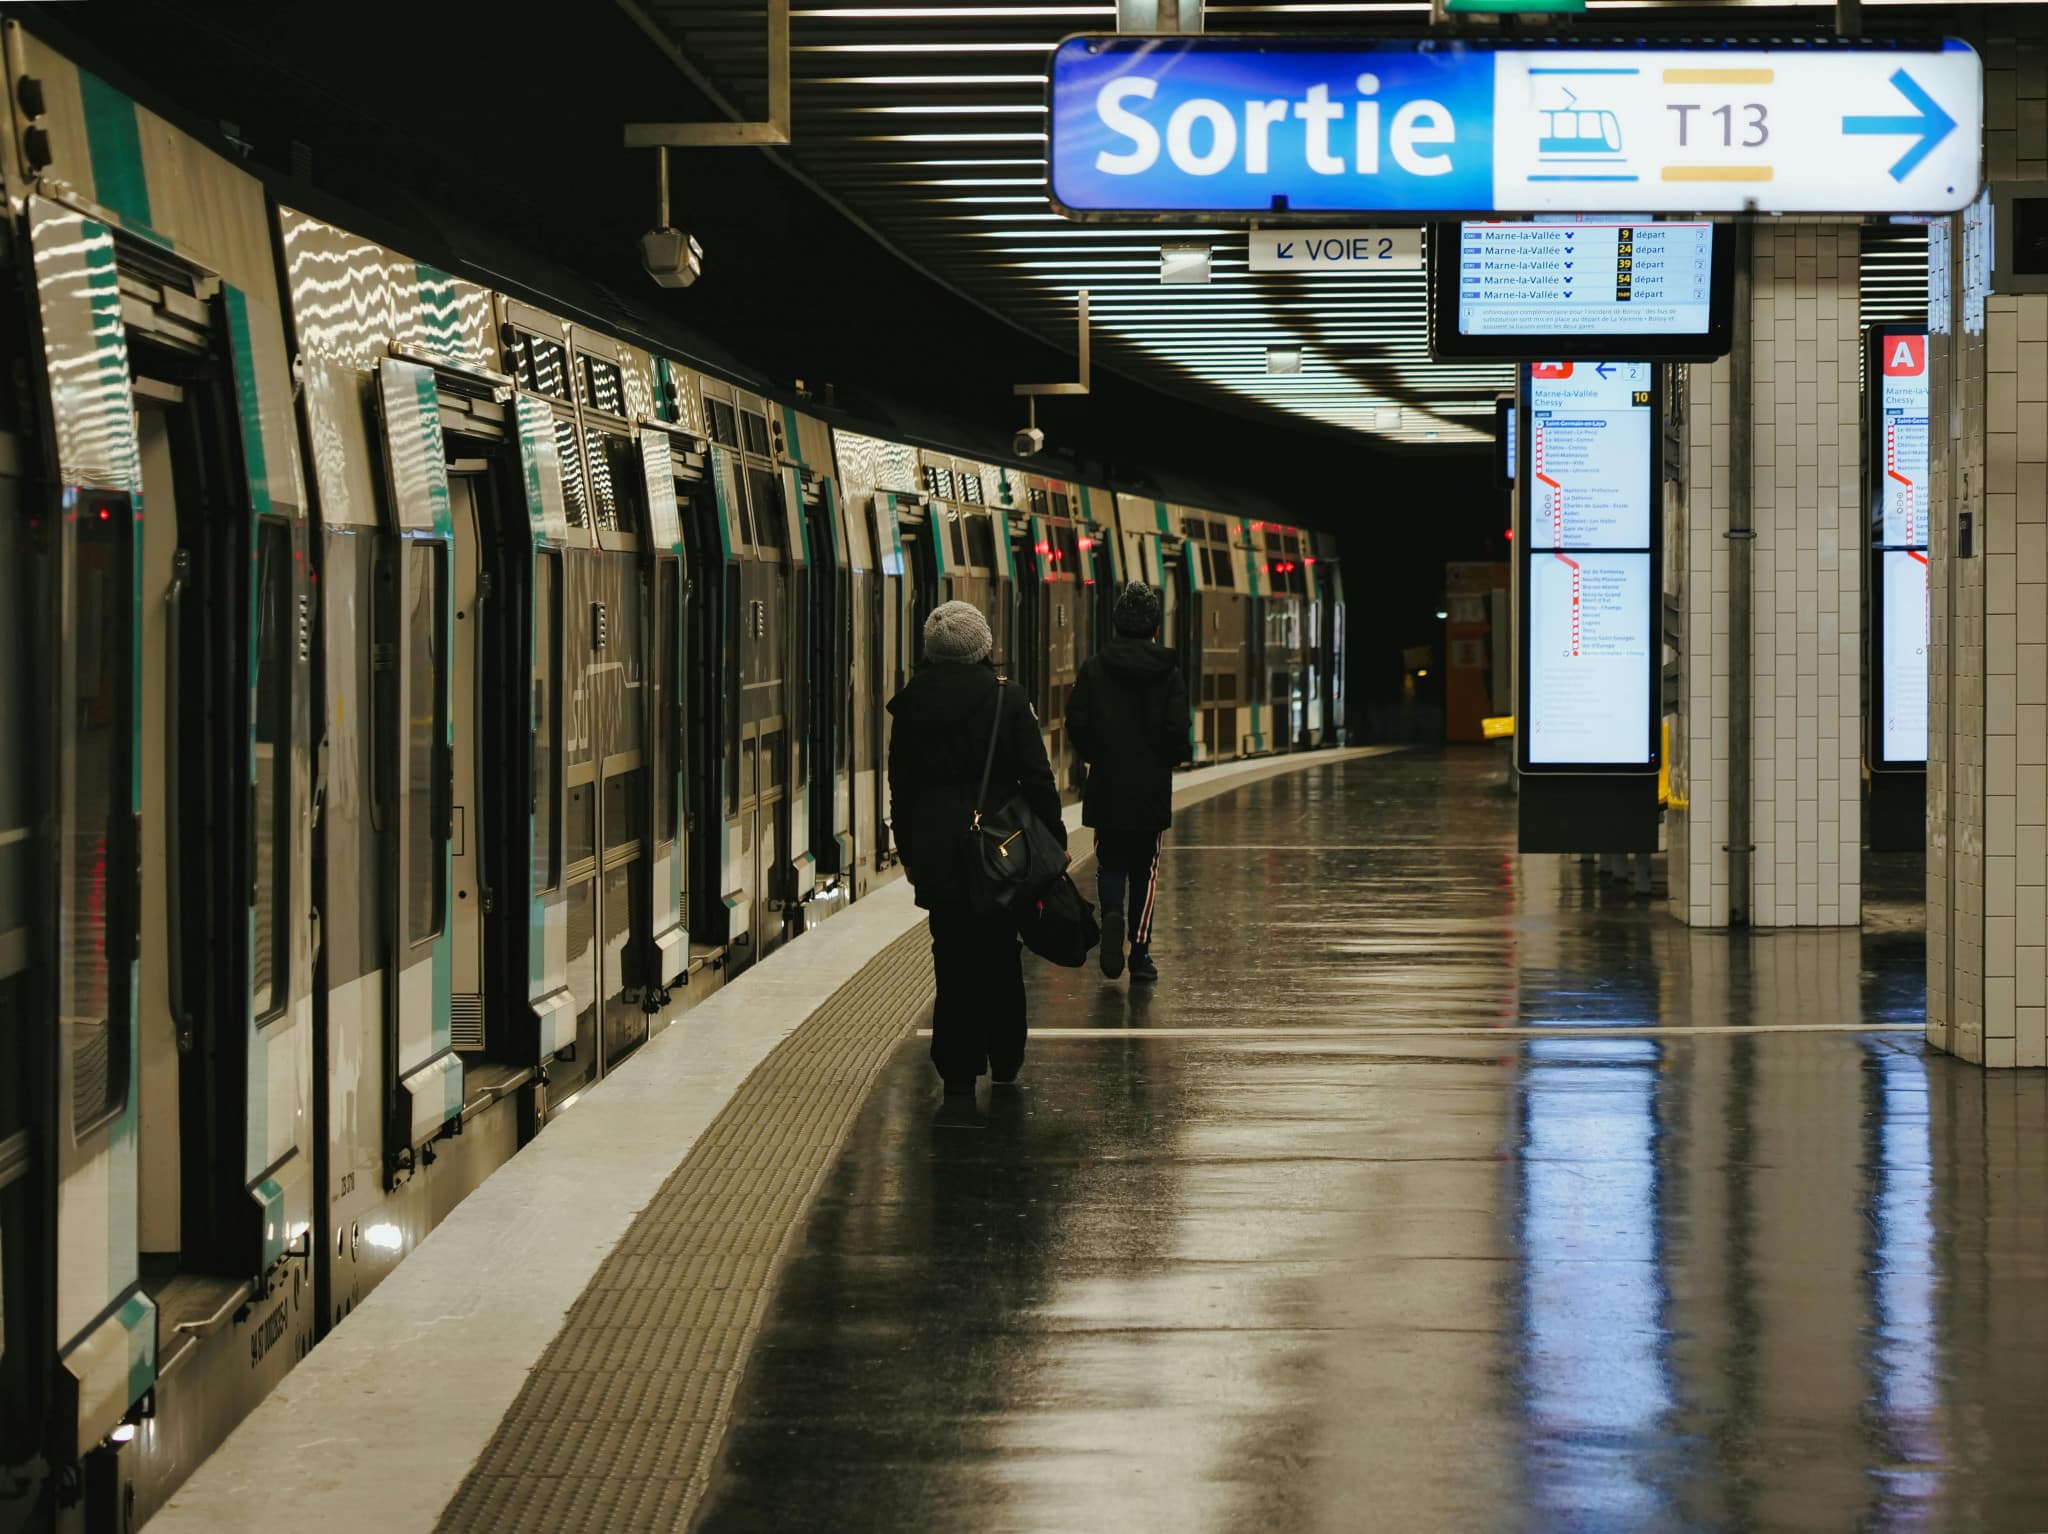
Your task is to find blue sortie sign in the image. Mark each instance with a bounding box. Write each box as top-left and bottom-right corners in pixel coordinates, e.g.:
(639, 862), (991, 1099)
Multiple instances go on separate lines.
(1048, 37), (1983, 218)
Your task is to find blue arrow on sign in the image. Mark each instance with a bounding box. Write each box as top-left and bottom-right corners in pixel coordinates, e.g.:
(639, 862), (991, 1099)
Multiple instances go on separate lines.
(1843, 68), (1958, 182)
(1595, 362), (1615, 379)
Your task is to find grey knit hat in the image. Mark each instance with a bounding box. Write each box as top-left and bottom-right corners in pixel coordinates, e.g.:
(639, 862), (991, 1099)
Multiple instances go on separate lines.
(1113, 581), (1162, 638)
(922, 600), (993, 664)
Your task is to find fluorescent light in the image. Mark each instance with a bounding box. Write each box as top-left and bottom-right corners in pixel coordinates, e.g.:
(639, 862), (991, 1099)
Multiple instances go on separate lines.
(1266, 346), (1303, 374)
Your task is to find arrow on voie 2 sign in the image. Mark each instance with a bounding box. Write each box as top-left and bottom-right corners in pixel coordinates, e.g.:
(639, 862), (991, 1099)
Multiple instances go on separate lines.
(1048, 37), (1981, 218)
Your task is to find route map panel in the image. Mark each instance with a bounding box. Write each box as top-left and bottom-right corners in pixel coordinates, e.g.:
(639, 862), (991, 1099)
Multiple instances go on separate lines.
(1458, 221), (1714, 337)
(1871, 328), (1930, 768)
(1528, 553), (1654, 766)
(1527, 362), (1654, 551)
(1880, 549), (1931, 766)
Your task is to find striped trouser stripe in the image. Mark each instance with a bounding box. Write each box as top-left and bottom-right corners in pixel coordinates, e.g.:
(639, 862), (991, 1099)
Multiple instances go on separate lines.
(1134, 833), (1163, 944)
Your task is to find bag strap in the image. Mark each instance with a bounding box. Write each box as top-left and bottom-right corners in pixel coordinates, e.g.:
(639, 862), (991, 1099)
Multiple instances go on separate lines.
(970, 678), (1005, 828)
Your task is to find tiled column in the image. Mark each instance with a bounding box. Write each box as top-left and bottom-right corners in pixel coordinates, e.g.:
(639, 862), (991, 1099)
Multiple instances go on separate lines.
(1927, 33), (2048, 1068)
(1667, 224), (1864, 929)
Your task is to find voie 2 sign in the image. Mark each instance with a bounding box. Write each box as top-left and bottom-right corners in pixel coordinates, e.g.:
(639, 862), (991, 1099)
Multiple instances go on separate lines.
(1049, 36), (1982, 217)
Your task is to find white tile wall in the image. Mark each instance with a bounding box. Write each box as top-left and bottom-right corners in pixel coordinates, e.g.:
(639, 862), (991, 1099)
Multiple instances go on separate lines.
(1669, 225), (1863, 929)
(1928, 30), (2048, 1068)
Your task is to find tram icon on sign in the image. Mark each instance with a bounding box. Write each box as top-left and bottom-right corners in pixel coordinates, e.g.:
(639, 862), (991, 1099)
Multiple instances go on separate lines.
(1538, 90), (1624, 159)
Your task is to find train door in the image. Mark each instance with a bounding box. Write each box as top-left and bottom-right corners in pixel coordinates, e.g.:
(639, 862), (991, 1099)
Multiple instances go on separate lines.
(0, 304), (46, 1494)
(867, 494), (910, 870)
(737, 454), (797, 960)
(679, 465), (730, 961)
(803, 476), (853, 892)
(841, 486), (879, 894)
(1011, 514), (1043, 712)
(447, 468), (487, 1057)
(372, 361), (461, 1162)
(639, 426), (689, 995)
(566, 414), (649, 1076)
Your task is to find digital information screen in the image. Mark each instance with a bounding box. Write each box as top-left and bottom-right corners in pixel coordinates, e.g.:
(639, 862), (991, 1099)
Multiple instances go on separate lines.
(1461, 221), (1713, 337)
(1520, 360), (1658, 772)
(1431, 217), (1733, 363)
(1871, 328), (1930, 767)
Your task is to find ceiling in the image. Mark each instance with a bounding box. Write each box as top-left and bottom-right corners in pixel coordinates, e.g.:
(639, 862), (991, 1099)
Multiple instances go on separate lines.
(622, 0), (1952, 447)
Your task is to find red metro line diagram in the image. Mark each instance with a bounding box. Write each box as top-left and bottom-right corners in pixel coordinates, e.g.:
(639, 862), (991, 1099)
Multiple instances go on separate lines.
(1523, 361), (1655, 767)
(1532, 426), (1581, 657)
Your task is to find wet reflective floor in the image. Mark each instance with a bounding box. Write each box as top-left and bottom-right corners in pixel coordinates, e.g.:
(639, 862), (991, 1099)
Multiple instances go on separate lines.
(696, 749), (2048, 1533)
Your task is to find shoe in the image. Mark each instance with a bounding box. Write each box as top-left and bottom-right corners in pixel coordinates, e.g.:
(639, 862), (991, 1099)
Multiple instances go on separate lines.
(942, 1078), (978, 1098)
(991, 1069), (1022, 1088)
(1100, 910), (1126, 979)
(1128, 950), (1158, 983)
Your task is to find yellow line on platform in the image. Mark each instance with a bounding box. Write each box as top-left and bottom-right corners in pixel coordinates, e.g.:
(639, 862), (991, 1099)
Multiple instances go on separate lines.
(1663, 165), (1775, 182)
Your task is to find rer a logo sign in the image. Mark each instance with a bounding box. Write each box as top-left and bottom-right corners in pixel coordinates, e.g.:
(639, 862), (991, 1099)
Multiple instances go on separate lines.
(1049, 36), (1983, 218)
(1882, 333), (1928, 376)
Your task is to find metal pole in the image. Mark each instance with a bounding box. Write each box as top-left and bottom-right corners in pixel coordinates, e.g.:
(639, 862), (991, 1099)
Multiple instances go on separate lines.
(1726, 220), (1755, 926)
(656, 145), (670, 229)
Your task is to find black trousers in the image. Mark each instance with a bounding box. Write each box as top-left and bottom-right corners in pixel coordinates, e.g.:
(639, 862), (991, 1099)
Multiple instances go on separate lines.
(927, 904), (1027, 1084)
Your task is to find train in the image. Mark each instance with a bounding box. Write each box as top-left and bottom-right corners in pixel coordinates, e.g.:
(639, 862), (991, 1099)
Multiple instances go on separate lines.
(0, 18), (1346, 1532)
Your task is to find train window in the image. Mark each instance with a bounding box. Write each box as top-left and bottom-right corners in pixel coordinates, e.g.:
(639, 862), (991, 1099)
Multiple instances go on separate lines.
(1050, 522), (1080, 576)
(655, 562), (679, 846)
(741, 410), (771, 457)
(965, 513), (996, 570)
(510, 332), (571, 400)
(602, 772), (640, 853)
(763, 730), (786, 790)
(554, 417), (590, 529)
(1211, 544), (1236, 590)
(584, 428), (640, 535)
(63, 493), (135, 1135)
(746, 466), (786, 552)
(578, 354), (626, 417)
(923, 464), (956, 502)
(1028, 487), (1049, 516)
(534, 552), (562, 891)
(251, 519), (292, 1022)
(707, 399), (740, 448)
(1051, 490), (1071, 520)
(406, 543), (447, 948)
(568, 782), (595, 867)
(949, 516), (967, 566)
(960, 472), (984, 506)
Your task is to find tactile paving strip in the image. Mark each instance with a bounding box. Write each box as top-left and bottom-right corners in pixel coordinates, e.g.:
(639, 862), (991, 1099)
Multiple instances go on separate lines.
(433, 924), (935, 1534)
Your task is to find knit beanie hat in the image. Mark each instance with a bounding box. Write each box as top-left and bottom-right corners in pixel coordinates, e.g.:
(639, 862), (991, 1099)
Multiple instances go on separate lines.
(922, 600), (993, 664)
(1113, 581), (1162, 638)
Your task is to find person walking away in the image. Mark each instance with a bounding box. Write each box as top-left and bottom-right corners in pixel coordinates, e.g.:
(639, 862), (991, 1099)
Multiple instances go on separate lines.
(1066, 583), (1192, 983)
(887, 601), (1066, 1095)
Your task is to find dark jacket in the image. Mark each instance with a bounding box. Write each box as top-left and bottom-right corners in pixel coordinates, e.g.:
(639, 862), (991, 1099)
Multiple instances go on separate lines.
(887, 660), (1065, 911)
(1066, 638), (1193, 832)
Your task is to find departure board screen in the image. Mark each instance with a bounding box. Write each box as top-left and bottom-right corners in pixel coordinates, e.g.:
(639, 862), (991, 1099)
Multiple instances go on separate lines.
(1870, 328), (1930, 768)
(1431, 218), (1733, 363)
(1519, 361), (1659, 772)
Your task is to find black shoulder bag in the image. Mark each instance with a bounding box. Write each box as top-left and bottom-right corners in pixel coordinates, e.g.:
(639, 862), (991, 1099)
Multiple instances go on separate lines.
(960, 682), (1068, 915)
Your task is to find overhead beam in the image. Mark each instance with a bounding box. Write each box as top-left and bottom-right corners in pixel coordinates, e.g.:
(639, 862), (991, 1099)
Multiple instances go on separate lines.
(623, 0), (792, 148)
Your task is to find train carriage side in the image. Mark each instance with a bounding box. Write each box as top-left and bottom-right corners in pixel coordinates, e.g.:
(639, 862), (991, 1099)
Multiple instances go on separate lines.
(1311, 530), (1347, 746)
(1177, 512), (1252, 762)
(1016, 478), (1087, 796)
(0, 32), (323, 1521)
(1255, 521), (1314, 751)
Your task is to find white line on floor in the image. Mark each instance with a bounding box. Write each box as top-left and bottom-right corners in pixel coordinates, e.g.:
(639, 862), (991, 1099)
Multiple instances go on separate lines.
(918, 1024), (1924, 1039)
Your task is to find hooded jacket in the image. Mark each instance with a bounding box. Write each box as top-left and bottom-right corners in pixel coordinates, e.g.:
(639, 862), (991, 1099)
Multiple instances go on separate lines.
(887, 660), (1065, 910)
(1066, 637), (1193, 832)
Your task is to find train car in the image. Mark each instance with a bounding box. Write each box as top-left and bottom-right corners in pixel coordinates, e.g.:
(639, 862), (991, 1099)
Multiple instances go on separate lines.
(1, 26), (321, 1522)
(1309, 530), (1347, 747)
(1175, 511), (1254, 761)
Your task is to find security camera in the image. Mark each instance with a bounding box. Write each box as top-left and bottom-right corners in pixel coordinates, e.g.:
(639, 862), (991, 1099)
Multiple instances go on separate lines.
(641, 226), (703, 289)
(1012, 425), (1045, 458)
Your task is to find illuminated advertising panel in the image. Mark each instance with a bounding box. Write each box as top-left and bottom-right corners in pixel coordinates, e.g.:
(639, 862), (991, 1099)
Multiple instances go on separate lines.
(1519, 361), (1659, 772)
(1870, 328), (1929, 768)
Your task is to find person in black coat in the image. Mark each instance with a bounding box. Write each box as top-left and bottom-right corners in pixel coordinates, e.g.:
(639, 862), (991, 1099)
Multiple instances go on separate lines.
(887, 600), (1066, 1096)
(1065, 583), (1192, 983)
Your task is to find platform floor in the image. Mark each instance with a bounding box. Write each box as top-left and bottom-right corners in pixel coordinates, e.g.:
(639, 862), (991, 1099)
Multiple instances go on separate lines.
(689, 751), (2048, 1533)
(162, 747), (2048, 1534)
